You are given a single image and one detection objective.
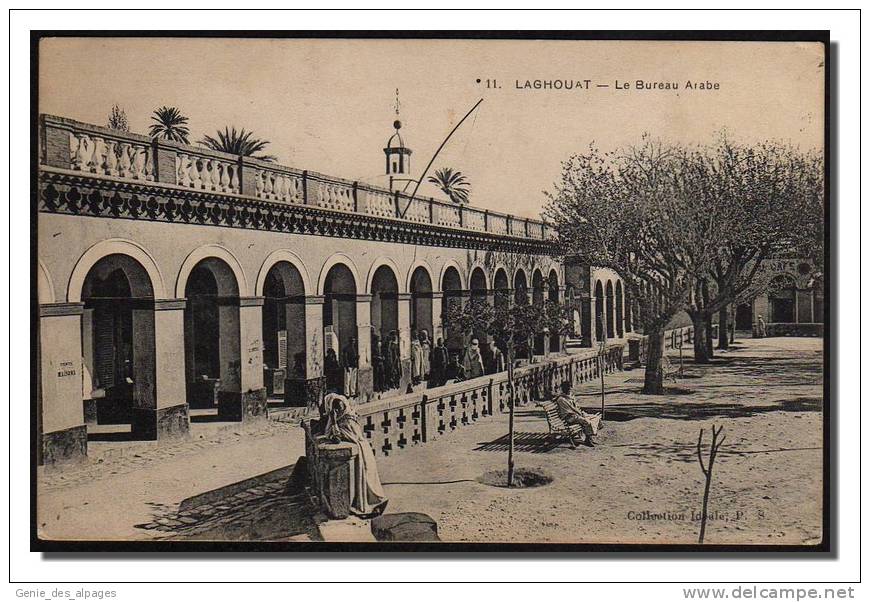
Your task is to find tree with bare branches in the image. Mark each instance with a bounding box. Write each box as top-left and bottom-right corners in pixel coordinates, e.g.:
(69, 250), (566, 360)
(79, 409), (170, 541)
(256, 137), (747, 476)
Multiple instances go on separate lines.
(545, 137), (706, 394)
(681, 138), (824, 362)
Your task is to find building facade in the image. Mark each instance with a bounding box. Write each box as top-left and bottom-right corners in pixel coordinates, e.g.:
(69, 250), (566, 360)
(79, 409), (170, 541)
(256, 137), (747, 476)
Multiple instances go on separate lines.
(37, 114), (612, 465)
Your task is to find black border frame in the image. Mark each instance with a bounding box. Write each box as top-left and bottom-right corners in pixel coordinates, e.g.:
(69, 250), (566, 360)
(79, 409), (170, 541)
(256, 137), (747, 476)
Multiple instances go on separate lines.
(28, 29), (833, 556)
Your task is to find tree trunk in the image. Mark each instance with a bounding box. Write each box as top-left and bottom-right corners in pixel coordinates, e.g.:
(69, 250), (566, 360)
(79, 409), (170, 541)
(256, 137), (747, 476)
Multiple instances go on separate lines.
(705, 313), (714, 358)
(642, 329), (665, 394)
(506, 360), (515, 488)
(692, 313), (711, 363)
(717, 306), (729, 350)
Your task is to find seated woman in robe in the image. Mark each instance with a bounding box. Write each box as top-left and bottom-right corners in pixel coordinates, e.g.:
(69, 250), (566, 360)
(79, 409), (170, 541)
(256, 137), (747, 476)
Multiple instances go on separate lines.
(323, 393), (389, 518)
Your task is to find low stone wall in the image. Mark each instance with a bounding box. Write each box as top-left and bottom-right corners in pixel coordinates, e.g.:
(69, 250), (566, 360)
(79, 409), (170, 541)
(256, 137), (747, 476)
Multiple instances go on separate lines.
(629, 326), (695, 366)
(351, 344), (624, 458)
(764, 323), (823, 337)
(303, 345), (624, 519)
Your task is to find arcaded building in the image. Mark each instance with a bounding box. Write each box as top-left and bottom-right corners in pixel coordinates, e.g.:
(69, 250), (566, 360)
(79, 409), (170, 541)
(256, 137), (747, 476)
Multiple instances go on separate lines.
(37, 114), (627, 465)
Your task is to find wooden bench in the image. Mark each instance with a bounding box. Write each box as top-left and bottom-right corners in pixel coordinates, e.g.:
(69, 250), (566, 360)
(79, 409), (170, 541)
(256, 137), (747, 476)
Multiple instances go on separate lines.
(537, 400), (584, 449)
(661, 354), (680, 383)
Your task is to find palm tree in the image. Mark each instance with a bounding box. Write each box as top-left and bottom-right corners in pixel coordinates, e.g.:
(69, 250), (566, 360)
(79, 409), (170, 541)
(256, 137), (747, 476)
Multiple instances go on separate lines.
(198, 126), (276, 162)
(149, 106), (191, 144)
(427, 167), (471, 204)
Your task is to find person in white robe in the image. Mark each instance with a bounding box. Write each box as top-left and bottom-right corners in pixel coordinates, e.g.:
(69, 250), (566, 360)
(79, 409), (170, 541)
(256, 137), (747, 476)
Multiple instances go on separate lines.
(323, 393), (389, 517)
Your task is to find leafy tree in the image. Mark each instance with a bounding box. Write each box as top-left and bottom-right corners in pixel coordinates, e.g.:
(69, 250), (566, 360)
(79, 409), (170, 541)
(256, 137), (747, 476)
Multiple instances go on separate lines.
(199, 126), (277, 162)
(545, 137), (706, 394)
(107, 104), (129, 132)
(679, 138), (824, 361)
(443, 292), (562, 487)
(428, 167), (471, 204)
(149, 106), (191, 144)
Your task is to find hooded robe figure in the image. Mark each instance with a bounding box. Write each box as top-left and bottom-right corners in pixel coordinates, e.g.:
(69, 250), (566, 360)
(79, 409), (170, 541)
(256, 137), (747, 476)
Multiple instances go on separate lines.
(323, 393), (388, 517)
(410, 332), (424, 385)
(419, 329), (432, 380)
(464, 338), (485, 379)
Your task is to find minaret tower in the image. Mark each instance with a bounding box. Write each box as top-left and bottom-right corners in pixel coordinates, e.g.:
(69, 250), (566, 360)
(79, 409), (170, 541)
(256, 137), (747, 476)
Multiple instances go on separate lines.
(384, 88), (412, 191)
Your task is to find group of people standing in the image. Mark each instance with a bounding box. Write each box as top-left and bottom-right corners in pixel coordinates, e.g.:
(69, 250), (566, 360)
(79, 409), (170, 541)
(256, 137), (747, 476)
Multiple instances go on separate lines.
(324, 329), (512, 399)
(372, 330), (402, 393)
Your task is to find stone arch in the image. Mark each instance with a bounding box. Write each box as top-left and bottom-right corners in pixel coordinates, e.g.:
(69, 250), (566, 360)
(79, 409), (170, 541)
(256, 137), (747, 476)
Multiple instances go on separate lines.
(532, 268), (545, 305)
(438, 259), (466, 292)
(531, 269), (546, 355)
(469, 266), (488, 293)
(183, 255), (243, 414)
(468, 262), (490, 290)
(548, 269), (561, 352)
(317, 252), (361, 296)
(69, 238), (166, 303)
(594, 279), (605, 341)
(494, 267), (510, 309)
(513, 268), (529, 305)
(38, 259), (56, 304)
(615, 280), (624, 337)
(255, 249), (312, 297)
(79, 252), (157, 433)
(366, 257), (405, 295)
(605, 280), (615, 339)
(322, 260), (359, 394)
(441, 264), (465, 352)
(176, 244), (247, 299)
(768, 273), (798, 323)
(260, 259), (308, 400)
(405, 259), (435, 295)
(370, 264), (401, 393)
(409, 264), (434, 349)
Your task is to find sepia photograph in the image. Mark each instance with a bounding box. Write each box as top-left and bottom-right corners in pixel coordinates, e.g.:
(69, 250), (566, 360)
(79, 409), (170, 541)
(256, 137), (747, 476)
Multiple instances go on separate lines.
(33, 32), (828, 551)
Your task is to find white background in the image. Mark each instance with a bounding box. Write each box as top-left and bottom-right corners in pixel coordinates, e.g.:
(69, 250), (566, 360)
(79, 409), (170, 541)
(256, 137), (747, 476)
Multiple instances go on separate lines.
(5, 5), (863, 598)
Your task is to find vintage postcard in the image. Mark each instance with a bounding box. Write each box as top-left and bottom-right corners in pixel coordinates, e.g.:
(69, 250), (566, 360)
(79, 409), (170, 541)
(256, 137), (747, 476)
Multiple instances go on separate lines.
(34, 33), (828, 550)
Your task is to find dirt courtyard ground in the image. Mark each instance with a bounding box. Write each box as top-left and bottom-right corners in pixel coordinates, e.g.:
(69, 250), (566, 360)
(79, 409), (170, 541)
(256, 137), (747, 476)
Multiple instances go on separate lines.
(37, 336), (824, 545)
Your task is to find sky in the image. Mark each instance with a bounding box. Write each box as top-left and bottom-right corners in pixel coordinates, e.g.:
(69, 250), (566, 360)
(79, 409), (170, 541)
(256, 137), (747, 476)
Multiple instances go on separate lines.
(39, 38), (825, 218)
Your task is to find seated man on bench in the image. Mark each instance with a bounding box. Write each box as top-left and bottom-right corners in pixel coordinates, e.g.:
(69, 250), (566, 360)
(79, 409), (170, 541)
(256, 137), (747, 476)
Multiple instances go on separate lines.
(552, 381), (602, 447)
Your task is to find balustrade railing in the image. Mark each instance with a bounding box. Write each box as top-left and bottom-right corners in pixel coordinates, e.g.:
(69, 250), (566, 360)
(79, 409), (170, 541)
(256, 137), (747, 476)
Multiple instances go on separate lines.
(175, 150), (240, 194)
(339, 344), (624, 458)
(633, 325), (695, 366)
(254, 166), (304, 204)
(68, 129), (154, 182)
(42, 114), (556, 243)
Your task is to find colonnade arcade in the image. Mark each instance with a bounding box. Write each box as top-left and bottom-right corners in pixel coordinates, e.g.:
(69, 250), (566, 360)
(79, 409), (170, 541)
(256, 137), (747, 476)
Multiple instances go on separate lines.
(37, 241), (574, 462)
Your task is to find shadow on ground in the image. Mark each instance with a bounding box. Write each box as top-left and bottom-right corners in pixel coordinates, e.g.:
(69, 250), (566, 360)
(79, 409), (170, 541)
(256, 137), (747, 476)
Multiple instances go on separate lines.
(135, 463), (321, 542)
(601, 396), (822, 422)
(474, 432), (567, 454)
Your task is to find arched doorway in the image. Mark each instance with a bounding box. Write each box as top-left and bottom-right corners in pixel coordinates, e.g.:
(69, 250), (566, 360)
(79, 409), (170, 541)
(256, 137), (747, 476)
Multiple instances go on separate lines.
(81, 254), (155, 436)
(548, 270), (560, 352)
(261, 262), (306, 404)
(735, 302), (753, 330)
(323, 263), (357, 395)
(441, 266), (464, 355)
(494, 268), (509, 310)
(184, 257), (241, 419)
(410, 266), (433, 341)
(514, 270), (529, 306)
(514, 270), (530, 358)
(371, 265), (400, 393)
(469, 267), (489, 363)
(615, 281), (624, 338)
(605, 281), (615, 339)
(532, 269), (545, 355)
(594, 280), (604, 341)
(768, 274), (797, 323)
